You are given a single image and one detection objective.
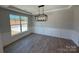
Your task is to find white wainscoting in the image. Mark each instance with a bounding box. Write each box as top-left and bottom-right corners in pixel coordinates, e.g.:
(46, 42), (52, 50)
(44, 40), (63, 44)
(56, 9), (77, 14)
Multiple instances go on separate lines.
(71, 31), (79, 46)
(32, 27), (79, 46)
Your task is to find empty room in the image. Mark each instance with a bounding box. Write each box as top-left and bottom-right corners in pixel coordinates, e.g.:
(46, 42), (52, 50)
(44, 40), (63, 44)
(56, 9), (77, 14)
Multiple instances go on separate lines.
(0, 5), (79, 53)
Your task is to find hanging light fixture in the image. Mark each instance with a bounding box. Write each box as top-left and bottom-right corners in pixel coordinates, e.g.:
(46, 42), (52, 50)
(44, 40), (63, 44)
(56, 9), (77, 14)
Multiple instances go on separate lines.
(35, 5), (48, 21)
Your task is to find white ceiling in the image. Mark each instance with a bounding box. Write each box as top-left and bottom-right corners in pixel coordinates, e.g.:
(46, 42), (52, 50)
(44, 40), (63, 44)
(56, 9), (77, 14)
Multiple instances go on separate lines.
(0, 5), (72, 14)
(13, 5), (71, 14)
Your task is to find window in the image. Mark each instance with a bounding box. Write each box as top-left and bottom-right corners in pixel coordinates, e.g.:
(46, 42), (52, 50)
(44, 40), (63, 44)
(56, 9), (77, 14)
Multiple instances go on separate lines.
(21, 16), (28, 32)
(9, 14), (28, 36)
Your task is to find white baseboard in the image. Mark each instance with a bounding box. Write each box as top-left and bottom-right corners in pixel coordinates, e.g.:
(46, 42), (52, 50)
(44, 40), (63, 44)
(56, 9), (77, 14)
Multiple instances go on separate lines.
(32, 27), (79, 46)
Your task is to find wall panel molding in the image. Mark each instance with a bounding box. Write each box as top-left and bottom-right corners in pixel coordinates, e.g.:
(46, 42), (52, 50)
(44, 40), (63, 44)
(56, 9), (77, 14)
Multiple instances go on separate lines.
(32, 27), (79, 46)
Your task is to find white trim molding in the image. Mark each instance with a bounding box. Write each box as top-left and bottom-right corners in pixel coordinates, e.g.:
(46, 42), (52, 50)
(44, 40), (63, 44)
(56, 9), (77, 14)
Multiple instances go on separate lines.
(32, 27), (79, 47)
(71, 31), (79, 46)
(45, 5), (72, 13)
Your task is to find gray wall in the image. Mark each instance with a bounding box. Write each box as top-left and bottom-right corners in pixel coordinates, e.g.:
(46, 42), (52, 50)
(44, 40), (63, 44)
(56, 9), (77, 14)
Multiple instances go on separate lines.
(33, 8), (73, 30)
(73, 6), (79, 32)
(0, 8), (32, 46)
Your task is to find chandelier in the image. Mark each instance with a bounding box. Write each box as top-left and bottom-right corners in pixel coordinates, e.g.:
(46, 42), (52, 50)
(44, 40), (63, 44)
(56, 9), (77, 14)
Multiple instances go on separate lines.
(35, 5), (48, 21)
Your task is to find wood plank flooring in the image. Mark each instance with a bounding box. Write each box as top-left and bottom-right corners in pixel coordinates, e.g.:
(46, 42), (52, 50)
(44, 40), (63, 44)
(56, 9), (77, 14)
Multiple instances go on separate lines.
(4, 33), (78, 53)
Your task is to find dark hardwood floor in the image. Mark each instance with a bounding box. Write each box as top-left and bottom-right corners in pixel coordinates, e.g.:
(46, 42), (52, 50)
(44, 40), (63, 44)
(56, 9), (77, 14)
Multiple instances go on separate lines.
(4, 33), (78, 53)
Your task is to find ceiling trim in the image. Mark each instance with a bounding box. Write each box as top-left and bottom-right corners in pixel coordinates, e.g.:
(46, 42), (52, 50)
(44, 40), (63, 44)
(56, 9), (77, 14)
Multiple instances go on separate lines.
(45, 5), (72, 13)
